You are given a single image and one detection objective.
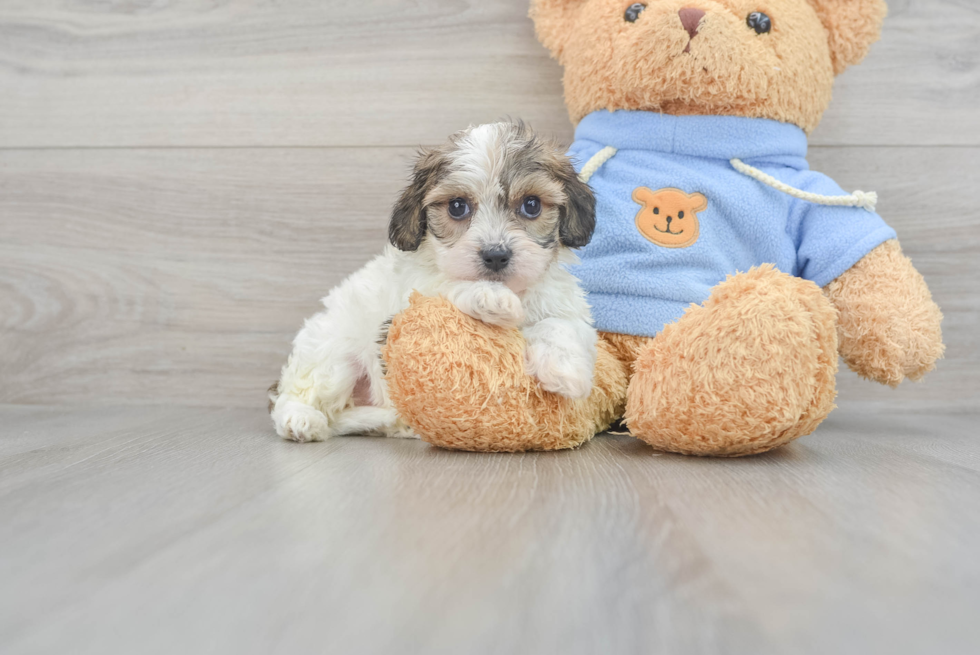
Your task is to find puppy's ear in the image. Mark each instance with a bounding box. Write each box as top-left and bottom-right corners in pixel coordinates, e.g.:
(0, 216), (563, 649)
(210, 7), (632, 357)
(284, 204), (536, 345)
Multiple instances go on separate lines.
(531, 0), (589, 63)
(556, 159), (596, 248)
(389, 149), (445, 251)
(806, 0), (887, 75)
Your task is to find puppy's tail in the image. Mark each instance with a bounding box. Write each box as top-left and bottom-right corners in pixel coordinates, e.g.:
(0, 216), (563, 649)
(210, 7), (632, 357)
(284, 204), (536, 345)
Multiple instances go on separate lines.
(267, 381), (280, 414)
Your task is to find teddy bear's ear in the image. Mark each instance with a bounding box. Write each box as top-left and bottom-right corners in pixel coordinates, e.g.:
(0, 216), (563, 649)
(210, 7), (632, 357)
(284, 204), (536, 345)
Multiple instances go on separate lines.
(530, 0), (589, 61)
(807, 0), (888, 75)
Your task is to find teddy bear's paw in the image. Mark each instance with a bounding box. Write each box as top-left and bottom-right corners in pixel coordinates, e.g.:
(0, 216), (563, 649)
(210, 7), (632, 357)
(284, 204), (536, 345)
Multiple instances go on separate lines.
(272, 400), (331, 443)
(626, 265), (838, 457)
(448, 280), (524, 329)
(825, 240), (945, 387)
(383, 293), (624, 452)
(524, 342), (594, 399)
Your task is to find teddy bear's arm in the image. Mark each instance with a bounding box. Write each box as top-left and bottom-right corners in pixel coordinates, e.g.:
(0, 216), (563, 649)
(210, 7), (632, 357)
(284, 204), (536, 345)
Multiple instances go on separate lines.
(823, 239), (944, 387)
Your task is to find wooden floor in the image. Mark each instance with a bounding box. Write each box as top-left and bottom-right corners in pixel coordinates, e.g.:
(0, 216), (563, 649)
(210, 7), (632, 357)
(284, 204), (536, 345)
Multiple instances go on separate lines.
(1, 404), (978, 655)
(2, 1), (980, 652)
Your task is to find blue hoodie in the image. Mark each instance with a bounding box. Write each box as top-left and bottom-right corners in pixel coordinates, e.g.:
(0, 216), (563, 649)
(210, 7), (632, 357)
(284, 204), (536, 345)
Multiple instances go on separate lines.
(568, 110), (896, 338)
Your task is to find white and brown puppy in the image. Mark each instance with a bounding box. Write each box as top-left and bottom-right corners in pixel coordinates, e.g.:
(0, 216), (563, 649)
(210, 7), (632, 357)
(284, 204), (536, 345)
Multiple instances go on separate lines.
(270, 122), (598, 442)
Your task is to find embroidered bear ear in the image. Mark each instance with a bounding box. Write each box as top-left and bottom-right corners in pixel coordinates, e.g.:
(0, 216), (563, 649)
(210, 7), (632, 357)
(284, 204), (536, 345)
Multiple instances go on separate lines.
(530, 0), (590, 62)
(631, 187), (658, 206)
(806, 0), (887, 75)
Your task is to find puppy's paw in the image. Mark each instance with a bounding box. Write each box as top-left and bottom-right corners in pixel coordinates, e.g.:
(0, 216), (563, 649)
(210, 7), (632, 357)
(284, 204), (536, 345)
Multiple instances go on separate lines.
(450, 282), (524, 329)
(385, 420), (422, 440)
(273, 401), (331, 443)
(524, 343), (594, 399)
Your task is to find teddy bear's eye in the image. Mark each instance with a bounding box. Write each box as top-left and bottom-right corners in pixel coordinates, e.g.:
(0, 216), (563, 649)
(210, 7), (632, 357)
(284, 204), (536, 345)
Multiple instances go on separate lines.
(747, 12), (772, 34)
(678, 211), (685, 219)
(653, 207), (659, 215)
(624, 3), (646, 23)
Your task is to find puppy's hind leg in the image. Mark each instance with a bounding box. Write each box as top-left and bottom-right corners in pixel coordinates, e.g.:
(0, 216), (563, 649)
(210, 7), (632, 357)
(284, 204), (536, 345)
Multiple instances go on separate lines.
(272, 396), (332, 443)
(271, 351), (361, 443)
(330, 406), (419, 439)
(271, 388), (416, 442)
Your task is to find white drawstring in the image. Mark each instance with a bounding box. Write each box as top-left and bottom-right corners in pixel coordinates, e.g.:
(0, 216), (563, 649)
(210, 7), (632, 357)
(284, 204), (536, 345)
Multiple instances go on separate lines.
(578, 146), (618, 184)
(577, 147), (878, 213)
(729, 158), (878, 212)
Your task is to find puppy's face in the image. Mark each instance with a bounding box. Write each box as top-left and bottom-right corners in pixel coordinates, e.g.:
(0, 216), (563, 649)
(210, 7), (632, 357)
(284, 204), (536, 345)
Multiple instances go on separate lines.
(389, 123), (595, 292)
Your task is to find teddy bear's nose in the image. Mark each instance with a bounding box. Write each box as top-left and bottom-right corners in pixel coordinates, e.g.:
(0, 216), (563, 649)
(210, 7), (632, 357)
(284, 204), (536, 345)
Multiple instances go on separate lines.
(678, 7), (705, 39)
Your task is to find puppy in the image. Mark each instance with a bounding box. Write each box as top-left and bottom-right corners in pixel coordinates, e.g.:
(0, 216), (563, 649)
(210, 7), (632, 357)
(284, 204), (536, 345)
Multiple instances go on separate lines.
(270, 122), (598, 442)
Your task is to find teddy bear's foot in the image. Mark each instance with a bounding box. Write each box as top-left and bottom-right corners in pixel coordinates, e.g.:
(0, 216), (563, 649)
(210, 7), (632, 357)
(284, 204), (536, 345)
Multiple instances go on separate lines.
(382, 293), (628, 452)
(626, 265), (839, 457)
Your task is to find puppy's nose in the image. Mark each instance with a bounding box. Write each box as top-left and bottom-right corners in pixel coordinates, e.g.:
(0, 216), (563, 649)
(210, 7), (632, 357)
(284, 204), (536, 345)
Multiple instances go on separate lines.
(679, 7), (705, 38)
(480, 246), (512, 272)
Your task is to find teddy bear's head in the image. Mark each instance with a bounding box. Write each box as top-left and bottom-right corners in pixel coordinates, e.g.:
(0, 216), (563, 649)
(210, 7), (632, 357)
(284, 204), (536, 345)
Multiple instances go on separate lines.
(532, 0), (886, 132)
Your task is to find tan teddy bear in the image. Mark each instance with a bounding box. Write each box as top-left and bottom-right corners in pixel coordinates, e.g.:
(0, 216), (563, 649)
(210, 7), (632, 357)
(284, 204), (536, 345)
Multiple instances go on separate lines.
(382, 0), (944, 456)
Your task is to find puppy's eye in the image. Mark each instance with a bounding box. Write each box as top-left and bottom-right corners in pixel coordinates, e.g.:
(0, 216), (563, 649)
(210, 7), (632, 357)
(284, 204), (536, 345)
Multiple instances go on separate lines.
(624, 3), (646, 23)
(747, 12), (772, 34)
(520, 196), (542, 219)
(448, 197), (470, 220)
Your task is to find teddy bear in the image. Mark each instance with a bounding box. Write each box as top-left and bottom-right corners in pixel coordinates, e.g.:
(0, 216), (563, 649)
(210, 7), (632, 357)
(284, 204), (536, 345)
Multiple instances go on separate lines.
(381, 0), (944, 456)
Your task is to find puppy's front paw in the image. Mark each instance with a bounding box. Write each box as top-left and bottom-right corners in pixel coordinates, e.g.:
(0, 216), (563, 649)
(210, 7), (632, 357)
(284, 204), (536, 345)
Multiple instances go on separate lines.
(451, 282), (524, 328)
(273, 401), (331, 443)
(524, 343), (594, 399)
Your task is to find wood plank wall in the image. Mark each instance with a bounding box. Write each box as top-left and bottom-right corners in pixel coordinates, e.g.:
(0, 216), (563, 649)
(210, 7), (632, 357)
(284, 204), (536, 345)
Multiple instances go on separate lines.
(1, 0), (978, 411)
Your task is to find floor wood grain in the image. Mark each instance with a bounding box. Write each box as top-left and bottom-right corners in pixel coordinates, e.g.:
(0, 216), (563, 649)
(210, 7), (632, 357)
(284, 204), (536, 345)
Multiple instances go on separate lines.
(1, 405), (978, 655)
(1, 0), (978, 148)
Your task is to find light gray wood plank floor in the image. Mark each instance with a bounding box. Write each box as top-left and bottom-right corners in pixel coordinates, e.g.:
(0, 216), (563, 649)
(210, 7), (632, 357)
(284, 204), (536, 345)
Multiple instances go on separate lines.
(1, 405), (978, 655)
